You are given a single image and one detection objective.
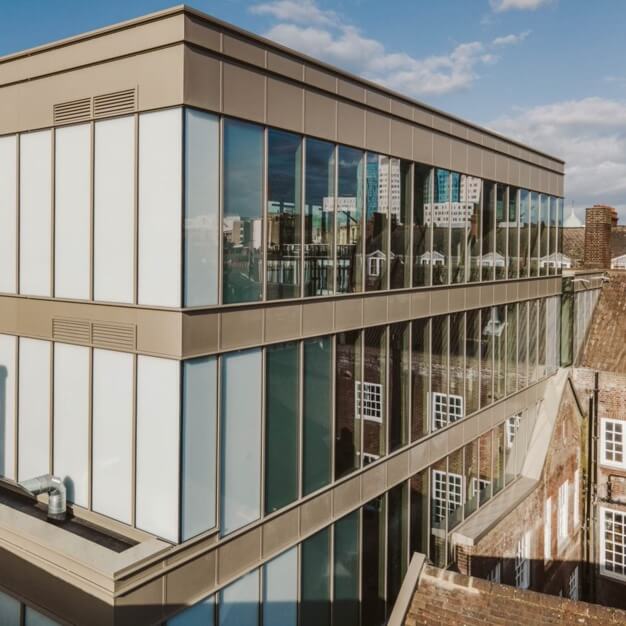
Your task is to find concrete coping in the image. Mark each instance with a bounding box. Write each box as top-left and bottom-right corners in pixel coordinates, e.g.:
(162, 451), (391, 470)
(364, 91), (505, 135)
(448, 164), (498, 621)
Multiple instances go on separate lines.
(387, 552), (426, 626)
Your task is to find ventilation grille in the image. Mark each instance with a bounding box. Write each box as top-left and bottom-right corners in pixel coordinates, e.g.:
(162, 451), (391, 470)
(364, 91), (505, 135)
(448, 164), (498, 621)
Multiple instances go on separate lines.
(52, 318), (136, 351)
(93, 89), (136, 118)
(53, 98), (92, 125)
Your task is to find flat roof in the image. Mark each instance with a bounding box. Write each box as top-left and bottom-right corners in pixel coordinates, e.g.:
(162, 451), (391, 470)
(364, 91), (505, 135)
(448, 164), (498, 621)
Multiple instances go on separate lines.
(0, 4), (564, 165)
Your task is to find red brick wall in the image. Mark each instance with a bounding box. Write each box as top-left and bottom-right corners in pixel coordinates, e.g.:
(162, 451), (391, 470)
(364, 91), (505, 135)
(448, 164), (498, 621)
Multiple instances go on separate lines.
(584, 205), (617, 270)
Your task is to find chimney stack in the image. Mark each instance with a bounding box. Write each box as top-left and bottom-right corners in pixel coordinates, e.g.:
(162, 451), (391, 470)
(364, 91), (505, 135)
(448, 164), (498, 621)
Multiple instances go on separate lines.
(584, 204), (617, 269)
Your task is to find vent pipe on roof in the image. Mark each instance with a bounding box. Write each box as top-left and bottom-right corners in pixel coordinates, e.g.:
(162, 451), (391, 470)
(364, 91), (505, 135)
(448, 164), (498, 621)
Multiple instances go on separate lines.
(19, 475), (67, 522)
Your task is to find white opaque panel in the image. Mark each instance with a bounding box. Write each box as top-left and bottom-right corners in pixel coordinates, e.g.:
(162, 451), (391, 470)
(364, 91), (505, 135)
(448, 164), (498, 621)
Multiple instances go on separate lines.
(53, 343), (89, 507)
(182, 357), (217, 541)
(219, 569), (259, 626)
(55, 124), (91, 299)
(18, 338), (51, 480)
(220, 349), (262, 535)
(136, 355), (180, 541)
(0, 136), (17, 294)
(184, 109), (219, 306)
(94, 116), (134, 303)
(0, 334), (16, 479)
(263, 548), (298, 626)
(0, 590), (20, 625)
(20, 130), (52, 296)
(92, 349), (133, 524)
(138, 109), (182, 307)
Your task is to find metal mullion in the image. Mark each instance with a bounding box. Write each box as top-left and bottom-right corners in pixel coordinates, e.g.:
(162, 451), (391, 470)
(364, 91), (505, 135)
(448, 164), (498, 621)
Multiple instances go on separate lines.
(385, 326), (390, 457)
(88, 347), (93, 511)
(262, 127), (268, 301)
(359, 329), (364, 468)
(298, 341), (304, 500)
(260, 347), (267, 518)
(360, 152), (366, 294)
(215, 354), (222, 532)
(15, 133), (20, 294)
(386, 156), (392, 292)
(383, 491), (389, 616)
(14, 337), (19, 480)
(133, 113), (139, 305)
(446, 171), (452, 285)
(179, 108), (186, 309)
(50, 127), (56, 297)
(218, 117), (224, 305)
(407, 316), (413, 448)
(333, 145), (338, 295)
(428, 168), (434, 287)
(49, 342), (54, 476)
(89, 121), (95, 301)
(408, 163), (414, 289)
(300, 137), (306, 298)
(131, 353), (138, 527)
(504, 186), (509, 281)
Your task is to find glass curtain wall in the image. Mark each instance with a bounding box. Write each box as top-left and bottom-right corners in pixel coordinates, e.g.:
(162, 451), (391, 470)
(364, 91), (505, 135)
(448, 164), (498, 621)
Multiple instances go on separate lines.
(507, 187), (519, 280)
(389, 322), (410, 452)
(539, 194), (549, 276)
(389, 160), (412, 289)
(432, 169), (450, 285)
(365, 154), (388, 291)
(519, 189), (530, 278)
(495, 185), (506, 280)
(362, 326), (386, 463)
(450, 171), (466, 284)
(481, 181), (495, 281)
(411, 318), (430, 441)
(430, 316), (449, 431)
(413, 165), (432, 287)
(467, 176), (482, 282)
(529, 192), (539, 277)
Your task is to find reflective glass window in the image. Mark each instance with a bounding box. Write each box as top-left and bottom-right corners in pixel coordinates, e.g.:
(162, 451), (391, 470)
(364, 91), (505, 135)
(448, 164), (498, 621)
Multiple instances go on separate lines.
(365, 154), (388, 291)
(467, 177), (482, 283)
(432, 169), (450, 285)
(413, 165), (432, 287)
(362, 495), (386, 626)
(301, 528), (331, 626)
(481, 181), (495, 281)
(464, 440), (479, 517)
(539, 194), (549, 276)
(362, 326), (386, 463)
(387, 483), (408, 609)
(519, 189), (530, 278)
(431, 316), (449, 431)
(507, 187), (520, 279)
(450, 172), (467, 284)
(518, 301), (529, 389)
(478, 430), (493, 506)
(448, 448), (464, 531)
(333, 511), (360, 626)
(493, 423), (506, 497)
(465, 309), (480, 415)
(219, 570), (259, 626)
(529, 192), (539, 277)
(390, 160), (412, 289)
(429, 457), (448, 567)
(480, 308), (494, 408)
(449, 312), (465, 425)
(495, 185), (507, 280)
(409, 469), (429, 555)
(505, 303), (518, 396)
(529, 300), (538, 384)
(493, 305), (506, 402)
(263, 548), (297, 626)
(389, 322), (410, 453)
(411, 318), (430, 441)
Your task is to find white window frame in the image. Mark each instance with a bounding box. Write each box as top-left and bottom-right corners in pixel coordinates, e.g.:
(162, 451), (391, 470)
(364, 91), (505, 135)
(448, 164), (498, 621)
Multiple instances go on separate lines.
(600, 418), (626, 470)
(431, 392), (464, 431)
(600, 507), (626, 581)
(432, 470), (464, 523)
(568, 566), (579, 600)
(506, 413), (521, 449)
(544, 497), (552, 562)
(368, 255), (383, 277)
(471, 477), (491, 498)
(514, 531), (531, 589)
(558, 481), (569, 547)
(355, 381), (383, 423)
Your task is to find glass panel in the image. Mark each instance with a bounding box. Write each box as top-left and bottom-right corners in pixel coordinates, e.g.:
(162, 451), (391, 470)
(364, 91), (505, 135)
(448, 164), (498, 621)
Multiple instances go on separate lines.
(493, 423), (505, 496)
(505, 304), (518, 396)
(518, 301), (529, 389)
(478, 431), (493, 506)
(303, 337), (332, 495)
(263, 548), (297, 626)
(467, 177), (482, 283)
(221, 349), (262, 535)
(465, 309), (480, 415)
(168, 596), (214, 626)
(362, 326), (386, 463)
(387, 483), (408, 609)
(265, 342), (299, 513)
(529, 300), (538, 384)
(549, 196), (558, 275)
(389, 322), (410, 453)
(20, 130), (52, 297)
(432, 169), (450, 285)
(94, 116), (135, 303)
(53, 343), (89, 507)
(481, 181), (495, 281)
(493, 305), (506, 402)
(409, 469), (429, 555)
(538, 298), (547, 379)
(464, 440), (479, 516)
(429, 458), (447, 567)
(529, 192), (539, 277)
(365, 153), (388, 291)
(561, 292), (573, 367)
(333, 511), (360, 626)
(304, 139), (334, 296)
(0, 135), (17, 294)
(362, 495), (386, 626)
(336, 146), (364, 293)
(182, 357), (217, 540)
(519, 189), (530, 278)
(448, 447), (464, 531)
(431, 316), (449, 431)
(223, 119), (263, 303)
(136, 356), (180, 542)
(0, 590), (20, 626)
(413, 164), (432, 287)
(495, 185), (507, 280)
(55, 124), (90, 299)
(92, 349), (133, 524)
(539, 194), (549, 276)
(184, 109), (219, 306)
(267, 129), (302, 300)
(138, 108), (182, 307)
(507, 187), (519, 279)
(18, 338), (51, 481)
(449, 312), (465, 424)
(24, 608), (60, 626)
(557, 198), (564, 274)
(219, 570), (259, 626)
(450, 172), (467, 284)
(411, 319), (430, 440)
(390, 160), (412, 289)
(0, 335), (16, 480)
(301, 528), (331, 626)
(335, 331), (361, 479)
(480, 308), (494, 408)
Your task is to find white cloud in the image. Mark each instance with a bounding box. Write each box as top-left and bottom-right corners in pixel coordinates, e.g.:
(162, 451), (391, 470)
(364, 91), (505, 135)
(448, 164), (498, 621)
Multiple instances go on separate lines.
(492, 31), (531, 46)
(490, 0), (552, 12)
(253, 1), (528, 97)
(489, 97), (626, 221)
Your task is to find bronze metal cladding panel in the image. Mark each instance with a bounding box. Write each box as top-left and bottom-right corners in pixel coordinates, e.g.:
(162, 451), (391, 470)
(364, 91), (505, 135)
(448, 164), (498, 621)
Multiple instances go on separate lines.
(479, 284), (495, 307)
(267, 51), (303, 82)
(217, 527), (262, 585)
(411, 291), (430, 318)
(495, 154), (509, 183)
(301, 300), (334, 337)
(483, 150), (496, 181)
(222, 33), (265, 68)
(413, 126), (434, 165)
(338, 78), (365, 103)
(304, 65), (336, 92)
(220, 307), (264, 351)
(432, 114), (450, 134)
(334, 297), (363, 330)
(433, 133), (451, 169)
(462, 414), (480, 441)
(465, 285), (480, 310)
(449, 288), (465, 312)
(390, 118), (413, 161)
(386, 451), (409, 488)
(304, 90), (336, 141)
(183, 47), (221, 113)
(519, 162), (531, 189)
(430, 290), (449, 316)
(387, 292), (411, 322)
(184, 15), (221, 52)
(222, 62), (265, 123)
(409, 440), (431, 473)
(365, 110), (390, 155)
(429, 431), (448, 461)
(261, 507), (300, 558)
(467, 145), (482, 177)
(366, 89), (390, 112)
(494, 283), (507, 305)
(361, 463), (386, 502)
(264, 304), (302, 344)
(300, 491), (332, 537)
(413, 107), (433, 128)
(337, 101), (365, 148)
(165, 550), (217, 608)
(450, 122), (467, 140)
(182, 310), (219, 358)
(333, 476), (361, 519)
(267, 77), (303, 133)
(447, 423), (463, 453)
(530, 165), (540, 191)
(390, 98), (413, 121)
(115, 577), (165, 626)
(363, 295), (387, 326)
(450, 139), (468, 173)
(510, 159), (521, 187)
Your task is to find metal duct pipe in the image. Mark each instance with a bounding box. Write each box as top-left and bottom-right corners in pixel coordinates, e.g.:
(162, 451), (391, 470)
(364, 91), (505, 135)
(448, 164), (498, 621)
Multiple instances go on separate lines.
(19, 474), (67, 521)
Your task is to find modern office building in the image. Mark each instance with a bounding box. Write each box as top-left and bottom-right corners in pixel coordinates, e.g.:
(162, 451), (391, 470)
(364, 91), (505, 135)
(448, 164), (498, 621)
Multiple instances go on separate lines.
(0, 5), (567, 625)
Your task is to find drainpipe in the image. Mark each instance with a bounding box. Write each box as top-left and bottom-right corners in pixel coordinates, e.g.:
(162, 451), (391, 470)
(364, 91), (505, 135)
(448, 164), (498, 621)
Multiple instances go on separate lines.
(19, 474), (67, 522)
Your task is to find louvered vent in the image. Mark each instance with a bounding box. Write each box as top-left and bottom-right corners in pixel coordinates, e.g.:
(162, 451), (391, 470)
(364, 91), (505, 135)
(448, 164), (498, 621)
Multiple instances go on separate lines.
(53, 98), (92, 125)
(93, 89), (137, 118)
(52, 318), (91, 344)
(92, 321), (136, 351)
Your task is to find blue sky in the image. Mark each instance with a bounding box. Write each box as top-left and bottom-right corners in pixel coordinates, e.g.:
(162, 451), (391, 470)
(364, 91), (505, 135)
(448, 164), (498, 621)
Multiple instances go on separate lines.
(2, 0), (626, 221)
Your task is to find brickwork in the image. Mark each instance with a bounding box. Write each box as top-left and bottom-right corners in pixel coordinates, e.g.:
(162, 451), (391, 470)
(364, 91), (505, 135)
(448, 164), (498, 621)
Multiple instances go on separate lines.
(405, 565), (626, 626)
(584, 205), (618, 269)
